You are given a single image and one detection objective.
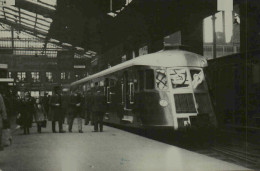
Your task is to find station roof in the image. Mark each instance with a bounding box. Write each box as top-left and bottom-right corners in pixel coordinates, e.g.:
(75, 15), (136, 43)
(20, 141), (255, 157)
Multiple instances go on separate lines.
(0, 0), (55, 40)
(0, 0), (217, 56)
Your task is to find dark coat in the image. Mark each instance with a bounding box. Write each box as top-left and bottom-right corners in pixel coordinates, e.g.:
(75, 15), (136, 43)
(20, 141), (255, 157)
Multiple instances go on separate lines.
(69, 94), (83, 117)
(48, 93), (63, 121)
(20, 98), (35, 127)
(91, 92), (107, 113)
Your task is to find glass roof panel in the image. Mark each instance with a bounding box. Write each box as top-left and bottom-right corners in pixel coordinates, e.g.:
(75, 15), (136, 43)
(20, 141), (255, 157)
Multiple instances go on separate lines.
(37, 18), (50, 26)
(20, 8), (36, 17)
(5, 17), (16, 23)
(20, 22), (33, 29)
(0, 23), (11, 30)
(21, 18), (35, 26)
(35, 27), (48, 33)
(39, 0), (57, 6)
(0, 10), (4, 18)
(5, 13), (16, 20)
(37, 34), (46, 39)
(18, 31), (35, 39)
(22, 13), (35, 21)
(4, 8), (18, 16)
(4, 6), (18, 12)
(25, 0), (56, 10)
(36, 23), (49, 30)
(37, 15), (52, 23)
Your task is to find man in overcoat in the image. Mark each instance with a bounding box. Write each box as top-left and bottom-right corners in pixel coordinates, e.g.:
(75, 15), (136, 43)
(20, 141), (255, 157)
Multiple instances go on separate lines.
(20, 92), (35, 135)
(92, 89), (106, 132)
(48, 86), (65, 133)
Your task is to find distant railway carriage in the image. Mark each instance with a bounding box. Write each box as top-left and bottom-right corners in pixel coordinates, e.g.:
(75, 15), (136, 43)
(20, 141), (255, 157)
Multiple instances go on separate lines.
(71, 49), (217, 130)
(205, 50), (260, 129)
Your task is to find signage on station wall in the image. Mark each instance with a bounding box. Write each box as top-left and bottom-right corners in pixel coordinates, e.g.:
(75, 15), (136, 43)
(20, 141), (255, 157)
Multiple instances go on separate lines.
(139, 45), (148, 56)
(0, 0), (15, 6)
(0, 64), (7, 69)
(74, 65), (86, 69)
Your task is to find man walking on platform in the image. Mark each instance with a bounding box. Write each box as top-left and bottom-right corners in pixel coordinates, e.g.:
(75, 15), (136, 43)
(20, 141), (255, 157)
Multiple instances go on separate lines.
(48, 86), (65, 133)
(68, 92), (83, 133)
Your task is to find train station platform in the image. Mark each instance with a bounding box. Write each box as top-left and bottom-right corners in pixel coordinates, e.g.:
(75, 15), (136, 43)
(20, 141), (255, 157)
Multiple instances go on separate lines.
(0, 121), (250, 171)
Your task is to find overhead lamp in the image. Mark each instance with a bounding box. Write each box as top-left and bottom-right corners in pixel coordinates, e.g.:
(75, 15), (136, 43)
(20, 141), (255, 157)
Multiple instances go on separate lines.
(50, 38), (59, 43)
(84, 54), (92, 58)
(107, 12), (117, 17)
(62, 43), (72, 47)
(88, 50), (96, 55)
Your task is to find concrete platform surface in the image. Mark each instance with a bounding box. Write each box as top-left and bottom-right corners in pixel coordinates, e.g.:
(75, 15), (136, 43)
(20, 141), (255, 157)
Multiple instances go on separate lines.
(0, 122), (250, 171)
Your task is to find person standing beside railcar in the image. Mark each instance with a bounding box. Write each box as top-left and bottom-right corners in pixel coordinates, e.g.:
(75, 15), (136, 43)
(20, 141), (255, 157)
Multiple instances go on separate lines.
(0, 90), (7, 150)
(42, 93), (49, 119)
(48, 86), (65, 133)
(20, 92), (35, 135)
(92, 89), (106, 132)
(68, 92), (83, 133)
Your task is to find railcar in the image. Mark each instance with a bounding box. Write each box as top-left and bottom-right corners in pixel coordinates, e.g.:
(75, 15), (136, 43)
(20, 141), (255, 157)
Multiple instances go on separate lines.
(71, 49), (217, 130)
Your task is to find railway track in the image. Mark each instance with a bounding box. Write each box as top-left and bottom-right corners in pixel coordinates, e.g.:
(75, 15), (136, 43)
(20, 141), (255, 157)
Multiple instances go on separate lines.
(196, 142), (260, 170)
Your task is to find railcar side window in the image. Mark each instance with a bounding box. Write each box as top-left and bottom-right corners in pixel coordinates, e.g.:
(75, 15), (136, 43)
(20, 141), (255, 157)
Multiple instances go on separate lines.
(138, 70), (144, 90)
(252, 64), (260, 84)
(169, 68), (190, 88)
(145, 69), (154, 89)
(156, 69), (168, 90)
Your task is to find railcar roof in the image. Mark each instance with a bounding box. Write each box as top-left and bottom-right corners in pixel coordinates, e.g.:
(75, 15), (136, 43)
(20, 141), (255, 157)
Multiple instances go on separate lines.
(71, 49), (206, 86)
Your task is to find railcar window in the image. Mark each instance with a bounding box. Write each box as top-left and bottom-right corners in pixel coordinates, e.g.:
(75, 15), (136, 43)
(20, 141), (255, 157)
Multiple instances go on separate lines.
(138, 71), (144, 90)
(156, 69), (168, 90)
(190, 69), (206, 90)
(169, 68), (189, 88)
(145, 69), (154, 89)
(252, 64), (260, 84)
(100, 80), (104, 86)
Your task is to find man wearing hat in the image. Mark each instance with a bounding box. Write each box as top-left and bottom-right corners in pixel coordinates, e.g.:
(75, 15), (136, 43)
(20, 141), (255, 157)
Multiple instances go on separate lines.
(48, 86), (65, 133)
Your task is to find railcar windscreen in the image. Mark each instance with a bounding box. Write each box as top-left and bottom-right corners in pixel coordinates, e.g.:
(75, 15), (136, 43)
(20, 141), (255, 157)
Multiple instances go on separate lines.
(155, 69), (168, 90)
(190, 69), (206, 90)
(169, 68), (190, 88)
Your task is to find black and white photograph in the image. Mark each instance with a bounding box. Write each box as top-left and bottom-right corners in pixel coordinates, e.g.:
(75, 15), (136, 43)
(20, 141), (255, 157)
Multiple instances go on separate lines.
(0, 0), (259, 170)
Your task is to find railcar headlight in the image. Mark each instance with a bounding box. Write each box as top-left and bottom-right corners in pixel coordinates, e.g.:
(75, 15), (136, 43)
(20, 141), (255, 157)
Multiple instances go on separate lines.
(201, 59), (207, 67)
(159, 99), (168, 107)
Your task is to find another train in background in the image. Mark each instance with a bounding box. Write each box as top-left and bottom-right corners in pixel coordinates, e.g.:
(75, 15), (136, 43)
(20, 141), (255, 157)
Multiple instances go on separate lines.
(70, 49), (217, 130)
(205, 50), (260, 130)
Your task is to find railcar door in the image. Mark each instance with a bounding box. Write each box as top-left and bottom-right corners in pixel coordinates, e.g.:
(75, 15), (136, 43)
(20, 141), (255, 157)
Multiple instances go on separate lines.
(121, 70), (135, 123)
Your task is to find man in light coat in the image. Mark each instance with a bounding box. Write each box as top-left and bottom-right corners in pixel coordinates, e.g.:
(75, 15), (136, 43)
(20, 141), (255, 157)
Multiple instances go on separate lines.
(0, 92), (7, 151)
(68, 92), (83, 133)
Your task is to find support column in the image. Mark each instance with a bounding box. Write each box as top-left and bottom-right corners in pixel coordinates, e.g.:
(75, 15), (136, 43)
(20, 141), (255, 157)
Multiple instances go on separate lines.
(240, 0), (260, 53)
(181, 19), (203, 55)
(212, 14), (217, 59)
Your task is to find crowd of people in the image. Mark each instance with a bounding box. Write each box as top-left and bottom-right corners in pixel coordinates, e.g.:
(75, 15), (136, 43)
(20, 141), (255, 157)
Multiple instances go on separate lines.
(0, 85), (107, 151)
